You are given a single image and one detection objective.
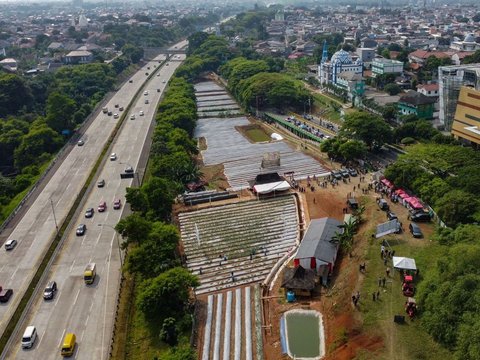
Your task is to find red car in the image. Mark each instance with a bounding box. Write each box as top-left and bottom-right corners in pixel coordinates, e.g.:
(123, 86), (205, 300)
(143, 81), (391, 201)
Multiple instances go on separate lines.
(98, 201), (107, 212)
(113, 199), (121, 210)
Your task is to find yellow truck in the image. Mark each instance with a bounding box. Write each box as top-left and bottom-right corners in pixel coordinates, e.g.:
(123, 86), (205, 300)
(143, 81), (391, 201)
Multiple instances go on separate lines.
(84, 263), (96, 285)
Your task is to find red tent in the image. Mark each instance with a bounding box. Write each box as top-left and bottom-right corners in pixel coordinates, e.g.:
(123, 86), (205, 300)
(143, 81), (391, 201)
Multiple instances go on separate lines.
(399, 192), (410, 199)
(395, 189), (406, 196)
(381, 178), (394, 188)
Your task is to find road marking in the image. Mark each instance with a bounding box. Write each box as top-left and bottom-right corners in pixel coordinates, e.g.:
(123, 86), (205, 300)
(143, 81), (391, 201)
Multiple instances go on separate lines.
(81, 235), (87, 246)
(70, 259), (76, 273)
(73, 288), (80, 307)
(58, 328), (66, 348)
(101, 233), (114, 360)
(95, 233), (102, 246)
(10, 267), (18, 280)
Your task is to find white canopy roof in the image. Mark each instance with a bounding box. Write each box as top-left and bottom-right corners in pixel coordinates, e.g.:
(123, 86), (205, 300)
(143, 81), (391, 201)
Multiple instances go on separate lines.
(393, 256), (417, 270)
(253, 180), (291, 194)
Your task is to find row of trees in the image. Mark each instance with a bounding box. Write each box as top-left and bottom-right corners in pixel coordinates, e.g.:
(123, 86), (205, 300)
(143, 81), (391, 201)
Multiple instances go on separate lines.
(116, 71), (200, 358)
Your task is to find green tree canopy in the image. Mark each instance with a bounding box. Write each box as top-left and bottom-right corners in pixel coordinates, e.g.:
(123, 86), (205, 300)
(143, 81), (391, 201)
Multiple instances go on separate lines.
(340, 111), (393, 149)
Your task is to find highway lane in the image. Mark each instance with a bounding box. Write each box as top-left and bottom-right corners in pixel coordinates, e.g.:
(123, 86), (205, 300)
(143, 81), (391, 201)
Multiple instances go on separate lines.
(0, 56), (169, 343)
(8, 54), (185, 359)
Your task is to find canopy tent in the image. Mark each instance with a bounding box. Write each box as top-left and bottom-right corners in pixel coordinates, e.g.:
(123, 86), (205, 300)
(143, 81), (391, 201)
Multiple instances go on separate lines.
(376, 220), (400, 238)
(398, 192), (410, 199)
(395, 189), (406, 196)
(381, 178), (394, 188)
(393, 256), (417, 270)
(253, 180), (291, 194)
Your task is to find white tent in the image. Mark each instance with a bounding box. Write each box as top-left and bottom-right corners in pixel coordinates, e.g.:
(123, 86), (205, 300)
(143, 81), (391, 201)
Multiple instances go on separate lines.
(376, 220), (400, 238)
(393, 256), (417, 270)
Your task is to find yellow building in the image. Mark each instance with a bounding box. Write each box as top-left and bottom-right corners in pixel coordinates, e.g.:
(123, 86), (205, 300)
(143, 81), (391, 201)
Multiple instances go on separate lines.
(451, 86), (480, 147)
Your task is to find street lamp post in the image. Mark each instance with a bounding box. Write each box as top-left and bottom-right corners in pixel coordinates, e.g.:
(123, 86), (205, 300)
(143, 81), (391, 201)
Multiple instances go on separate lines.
(98, 224), (123, 268)
(50, 198), (59, 235)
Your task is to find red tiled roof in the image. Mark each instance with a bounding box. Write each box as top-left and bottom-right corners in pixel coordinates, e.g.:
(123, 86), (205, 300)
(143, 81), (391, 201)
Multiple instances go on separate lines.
(417, 83), (439, 91)
(409, 50), (450, 60)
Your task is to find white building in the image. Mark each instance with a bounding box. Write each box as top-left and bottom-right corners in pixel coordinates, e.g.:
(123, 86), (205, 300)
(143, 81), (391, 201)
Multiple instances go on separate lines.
(319, 48), (363, 87)
(450, 34), (480, 52)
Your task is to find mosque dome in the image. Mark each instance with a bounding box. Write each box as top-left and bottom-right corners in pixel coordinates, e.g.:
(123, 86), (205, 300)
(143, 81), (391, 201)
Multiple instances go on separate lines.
(331, 49), (353, 64)
(464, 33), (476, 43)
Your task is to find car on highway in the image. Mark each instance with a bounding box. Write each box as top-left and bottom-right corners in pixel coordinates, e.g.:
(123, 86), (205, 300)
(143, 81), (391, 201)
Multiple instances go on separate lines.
(125, 166), (134, 174)
(102, 107), (108, 113)
(4, 239), (17, 251)
(98, 201), (107, 212)
(157, 88), (160, 92)
(113, 199), (122, 210)
(157, 73), (160, 77)
(139, 110), (144, 116)
(130, 114), (135, 120)
(85, 208), (94, 218)
(145, 72), (149, 76)
(107, 111), (112, 116)
(61, 333), (76, 357)
(110, 153), (117, 161)
(166, 63), (169, 66)
(21, 325), (37, 349)
(114, 104), (119, 108)
(0, 288), (13, 303)
(129, 79), (133, 83)
(162, 80), (166, 83)
(119, 106), (124, 111)
(113, 113), (119, 119)
(145, 99), (149, 104)
(144, 91), (149, 96)
(43, 280), (57, 300)
(77, 140), (84, 146)
(76, 224), (86, 236)
(97, 179), (105, 187)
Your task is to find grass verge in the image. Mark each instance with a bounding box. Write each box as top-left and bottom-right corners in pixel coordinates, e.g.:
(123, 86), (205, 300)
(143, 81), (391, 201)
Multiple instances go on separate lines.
(0, 162), (51, 224)
(358, 228), (453, 359)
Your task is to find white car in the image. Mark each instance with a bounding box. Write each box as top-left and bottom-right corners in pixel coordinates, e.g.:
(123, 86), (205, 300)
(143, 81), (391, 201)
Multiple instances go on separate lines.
(162, 80), (166, 84)
(113, 113), (119, 119)
(110, 153), (117, 161)
(5, 239), (17, 251)
(143, 91), (149, 96)
(130, 114), (135, 120)
(139, 110), (144, 116)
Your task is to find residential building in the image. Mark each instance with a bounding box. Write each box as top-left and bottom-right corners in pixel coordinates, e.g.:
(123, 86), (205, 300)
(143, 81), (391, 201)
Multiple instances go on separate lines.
(336, 72), (365, 104)
(417, 83), (439, 97)
(451, 86), (480, 147)
(64, 50), (93, 64)
(438, 64), (480, 130)
(408, 49), (450, 66)
(371, 58), (404, 77)
(397, 90), (436, 119)
(356, 48), (376, 63)
(0, 58), (17, 72)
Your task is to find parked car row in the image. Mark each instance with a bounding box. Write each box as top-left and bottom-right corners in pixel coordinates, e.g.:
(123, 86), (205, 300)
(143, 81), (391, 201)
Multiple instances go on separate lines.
(331, 168), (358, 180)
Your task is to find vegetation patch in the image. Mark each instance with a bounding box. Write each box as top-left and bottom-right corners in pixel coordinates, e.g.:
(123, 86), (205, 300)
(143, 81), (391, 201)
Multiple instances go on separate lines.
(236, 124), (271, 143)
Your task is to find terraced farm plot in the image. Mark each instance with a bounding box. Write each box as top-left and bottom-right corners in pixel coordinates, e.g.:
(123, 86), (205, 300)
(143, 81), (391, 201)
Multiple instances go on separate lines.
(195, 116), (330, 190)
(179, 195), (299, 295)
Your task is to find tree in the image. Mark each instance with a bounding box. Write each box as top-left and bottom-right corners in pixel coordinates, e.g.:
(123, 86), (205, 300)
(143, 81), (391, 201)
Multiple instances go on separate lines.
(115, 213), (152, 246)
(384, 83), (401, 95)
(161, 346), (197, 360)
(187, 32), (209, 55)
(126, 222), (179, 277)
(121, 44), (144, 63)
(45, 92), (76, 132)
(340, 111), (393, 149)
(436, 190), (478, 227)
(338, 140), (367, 161)
(125, 187), (148, 212)
(0, 73), (33, 116)
(136, 267), (199, 319)
(159, 317), (178, 346)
